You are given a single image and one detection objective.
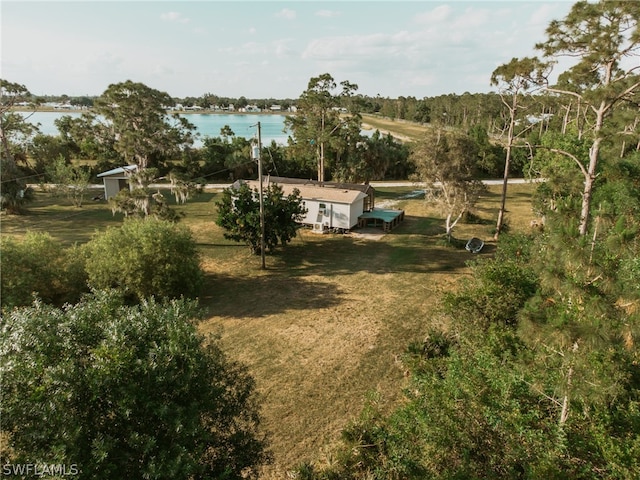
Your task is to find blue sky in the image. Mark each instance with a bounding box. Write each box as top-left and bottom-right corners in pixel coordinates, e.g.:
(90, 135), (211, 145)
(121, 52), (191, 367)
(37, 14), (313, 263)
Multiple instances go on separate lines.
(2, 1), (575, 99)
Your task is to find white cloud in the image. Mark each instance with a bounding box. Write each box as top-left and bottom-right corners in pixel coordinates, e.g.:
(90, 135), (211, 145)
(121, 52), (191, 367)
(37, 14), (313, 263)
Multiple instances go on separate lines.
(315, 10), (340, 18)
(273, 39), (297, 58)
(2, 0), (578, 98)
(302, 31), (418, 62)
(452, 7), (490, 30)
(152, 64), (175, 77)
(529, 3), (559, 27)
(275, 8), (296, 21)
(240, 41), (269, 56)
(413, 5), (452, 25)
(160, 11), (190, 24)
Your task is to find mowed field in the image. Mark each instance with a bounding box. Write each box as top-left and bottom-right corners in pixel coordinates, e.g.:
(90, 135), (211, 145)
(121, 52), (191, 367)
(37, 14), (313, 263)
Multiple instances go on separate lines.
(361, 113), (434, 141)
(1, 182), (538, 477)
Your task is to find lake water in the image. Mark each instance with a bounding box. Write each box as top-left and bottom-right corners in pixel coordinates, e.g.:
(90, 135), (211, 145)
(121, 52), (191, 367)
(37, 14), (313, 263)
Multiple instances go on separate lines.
(20, 111), (291, 147)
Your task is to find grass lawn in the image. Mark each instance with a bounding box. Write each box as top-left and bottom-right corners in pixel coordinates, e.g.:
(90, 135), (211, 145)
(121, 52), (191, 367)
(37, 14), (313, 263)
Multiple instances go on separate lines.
(0, 182), (537, 477)
(361, 113), (434, 141)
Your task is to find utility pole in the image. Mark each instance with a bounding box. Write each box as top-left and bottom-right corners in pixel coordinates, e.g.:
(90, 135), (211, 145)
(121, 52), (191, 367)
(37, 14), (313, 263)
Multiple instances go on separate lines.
(252, 122), (266, 269)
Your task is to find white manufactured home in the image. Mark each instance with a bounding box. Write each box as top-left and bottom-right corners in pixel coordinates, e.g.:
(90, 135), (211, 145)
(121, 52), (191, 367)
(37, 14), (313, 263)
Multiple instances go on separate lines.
(234, 178), (370, 233)
(297, 184), (368, 232)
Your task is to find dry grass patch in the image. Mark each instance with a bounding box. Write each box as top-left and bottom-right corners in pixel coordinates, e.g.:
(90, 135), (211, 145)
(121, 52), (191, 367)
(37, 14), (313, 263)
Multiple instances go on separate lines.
(361, 113), (432, 141)
(0, 183), (537, 478)
(196, 190), (514, 477)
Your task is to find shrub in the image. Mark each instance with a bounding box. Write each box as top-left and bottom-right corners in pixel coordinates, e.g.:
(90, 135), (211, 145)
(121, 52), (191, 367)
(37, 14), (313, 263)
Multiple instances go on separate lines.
(83, 218), (203, 301)
(0, 232), (87, 308)
(1, 291), (270, 478)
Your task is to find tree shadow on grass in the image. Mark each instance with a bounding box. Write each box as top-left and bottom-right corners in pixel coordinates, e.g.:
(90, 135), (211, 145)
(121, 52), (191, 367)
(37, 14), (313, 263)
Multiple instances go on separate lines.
(1, 204), (125, 245)
(376, 214), (443, 236)
(269, 228), (474, 277)
(199, 274), (344, 318)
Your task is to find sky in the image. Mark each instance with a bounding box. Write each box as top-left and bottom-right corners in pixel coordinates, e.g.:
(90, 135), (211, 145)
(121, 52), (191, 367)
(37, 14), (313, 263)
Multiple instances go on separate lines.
(1, 0), (576, 100)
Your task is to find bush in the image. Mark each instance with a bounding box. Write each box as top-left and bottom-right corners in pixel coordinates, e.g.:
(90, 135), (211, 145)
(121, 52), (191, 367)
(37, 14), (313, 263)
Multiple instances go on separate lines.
(1, 291), (270, 478)
(0, 232), (88, 309)
(443, 233), (539, 328)
(83, 218), (203, 301)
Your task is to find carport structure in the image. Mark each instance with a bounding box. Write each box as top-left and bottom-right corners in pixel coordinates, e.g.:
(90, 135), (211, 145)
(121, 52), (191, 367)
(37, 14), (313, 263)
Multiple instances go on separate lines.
(357, 208), (405, 232)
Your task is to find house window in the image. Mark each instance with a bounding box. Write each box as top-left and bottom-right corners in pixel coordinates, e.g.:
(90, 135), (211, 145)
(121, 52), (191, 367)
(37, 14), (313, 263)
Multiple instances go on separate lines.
(318, 203), (326, 215)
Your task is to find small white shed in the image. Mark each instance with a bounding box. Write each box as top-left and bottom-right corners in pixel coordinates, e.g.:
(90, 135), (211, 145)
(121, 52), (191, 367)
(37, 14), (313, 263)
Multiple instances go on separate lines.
(97, 165), (137, 199)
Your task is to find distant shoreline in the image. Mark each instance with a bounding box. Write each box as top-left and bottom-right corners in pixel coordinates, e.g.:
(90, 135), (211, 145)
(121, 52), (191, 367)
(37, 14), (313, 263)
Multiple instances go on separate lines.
(12, 107), (290, 115)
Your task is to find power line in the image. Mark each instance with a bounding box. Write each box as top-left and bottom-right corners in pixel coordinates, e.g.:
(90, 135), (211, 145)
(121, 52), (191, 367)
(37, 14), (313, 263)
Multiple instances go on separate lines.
(0, 172), (46, 184)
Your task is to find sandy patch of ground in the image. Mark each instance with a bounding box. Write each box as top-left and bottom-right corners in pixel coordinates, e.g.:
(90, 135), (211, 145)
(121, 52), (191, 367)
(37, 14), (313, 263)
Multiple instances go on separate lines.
(347, 228), (387, 241)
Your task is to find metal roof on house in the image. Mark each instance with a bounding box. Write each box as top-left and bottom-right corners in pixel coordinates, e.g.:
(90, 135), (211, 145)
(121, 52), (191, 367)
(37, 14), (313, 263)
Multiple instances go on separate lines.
(97, 165), (137, 177)
(238, 179), (368, 204)
(266, 176), (374, 195)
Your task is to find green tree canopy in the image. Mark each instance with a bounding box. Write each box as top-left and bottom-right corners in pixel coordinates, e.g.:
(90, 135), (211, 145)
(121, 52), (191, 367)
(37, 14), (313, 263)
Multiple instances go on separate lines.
(285, 73), (362, 182)
(0, 291), (270, 479)
(0, 232), (87, 309)
(92, 81), (199, 217)
(536, 0), (640, 236)
(45, 155), (92, 207)
(216, 182), (307, 255)
(0, 79), (39, 213)
(93, 80), (196, 170)
(298, 226), (640, 479)
(410, 129), (486, 241)
(490, 56), (550, 239)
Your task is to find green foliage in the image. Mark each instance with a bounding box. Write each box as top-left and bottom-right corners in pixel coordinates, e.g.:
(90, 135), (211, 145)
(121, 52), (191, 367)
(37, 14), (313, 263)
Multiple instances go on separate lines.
(0, 158), (34, 214)
(535, 0), (640, 236)
(82, 218), (203, 301)
(303, 329), (564, 480)
(200, 137), (232, 179)
(29, 133), (73, 174)
(467, 124), (506, 177)
(285, 73), (361, 182)
(443, 234), (539, 328)
(45, 155), (92, 207)
(215, 182), (307, 255)
(1, 81), (39, 214)
(0, 291), (270, 478)
(368, 92), (505, 133)
(168, 170), (205, 204)
(199, 134), (256, 181)
(93, 80), (195, 170)
(55, 112), (122, 164)
(301, 220), (640, 478)
(0, 232), (88, 309)
(264, 141), (316, 180)
(106, 168), (186, 221)
(532, 131), (592, 216)
(332, 130), (413, 182)
(108, 187), (184, 222)
(79, 81), (200, 218)
(411, 129), (486, 239)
